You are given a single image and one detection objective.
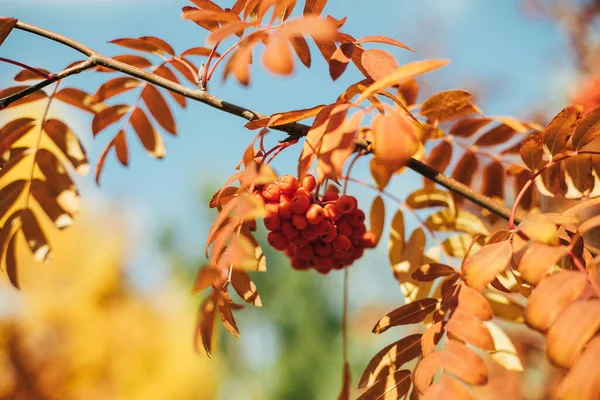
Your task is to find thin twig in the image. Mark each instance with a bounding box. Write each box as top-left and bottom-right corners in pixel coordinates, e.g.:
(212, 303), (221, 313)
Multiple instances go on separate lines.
(1, 19), (521, 223)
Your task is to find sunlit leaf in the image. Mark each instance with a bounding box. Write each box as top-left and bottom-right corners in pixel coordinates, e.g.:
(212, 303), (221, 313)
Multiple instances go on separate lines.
(92, 104), (130, 136)
(372, 298), (438, 334)
(556, 335), (600, 400)
(525, 271), (589, 333)
(412, 263), (455, 282)
(546, 299), (600, 368)
(572, 105), (600, 149)
(361, 49), (399, 81)
(442, 340), (488, 386)
(462, 240), (511, 291)
(369, 195), (385, 247)
(142, 84), (176, 135)
(358, 334), (421, 389)
(446, 309), (495, 350)
(542, 105), (582, 156)
(130, 107), (165, 158)
(420, 90), (474, 122)
(356, 59), (449, 103)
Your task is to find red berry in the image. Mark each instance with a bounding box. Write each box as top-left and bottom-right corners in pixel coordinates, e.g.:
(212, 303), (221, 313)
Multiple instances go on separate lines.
(295, 187), (311, 199)
(348, 209), (366, 227)
(333, 235), (352, 252)
(291, 195), (310, 214)
(306, 204), (325, 225)
(336, 219), (353, 237)
(302, 174), (316, 191)
(314, 220), (331, 235)
(278, 175), (298, 194)
(290, 235), (308, 247)
(321, 223), (338, 243)
(326, 184), (340, 194)
(279, 201), (293, 219)
(335, 195), (356, 214)
(350, 224), (367, 240)
(279, 192), (294, 203)
(314, 257), (333, 274)
(301, 226), (318, 241)
(262, 183), (281, 202)
(292, 214), (309, 230)
(281, 221), (299, 239)
(315, 241), (332, 256)
(322, 192), (339, 202)
(265, 202), (279, 214)
(323, 203), (341, 221)
(297, 245), (314, 260)
(264, 212), (281, 231)
(267, 231), (288, 250)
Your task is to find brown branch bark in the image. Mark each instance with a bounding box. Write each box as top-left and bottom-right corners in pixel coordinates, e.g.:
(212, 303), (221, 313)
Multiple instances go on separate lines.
(1, 19), (522, 224)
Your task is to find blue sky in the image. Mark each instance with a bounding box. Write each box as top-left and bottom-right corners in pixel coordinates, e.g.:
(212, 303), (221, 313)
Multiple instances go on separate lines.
(0, 0), (577, 295)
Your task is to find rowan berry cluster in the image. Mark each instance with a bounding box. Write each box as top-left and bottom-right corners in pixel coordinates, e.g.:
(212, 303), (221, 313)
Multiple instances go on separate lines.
(255, 174), (376, 274)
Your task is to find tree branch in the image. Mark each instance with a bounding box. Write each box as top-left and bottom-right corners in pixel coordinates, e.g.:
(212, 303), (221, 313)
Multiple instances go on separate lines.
(2, 19), (522, 224)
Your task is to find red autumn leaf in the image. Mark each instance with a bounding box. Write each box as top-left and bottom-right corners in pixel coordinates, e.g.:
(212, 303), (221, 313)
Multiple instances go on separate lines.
(543, 105), (582, 156)
(329, 42), (354, 80)
(130, 107), (165, 158)
(92, 104), (130, 136)
(263, 37), (294, 75)
(141, 84), (176, 135)
(109, 37), (163, 54)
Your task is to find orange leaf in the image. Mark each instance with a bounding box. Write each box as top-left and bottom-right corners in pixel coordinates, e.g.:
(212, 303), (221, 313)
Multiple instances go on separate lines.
(195, 291), (218, 357)
(329, 43), (354, 80)
(263, 37), (294, 75)
(442, 340), (488, 386)
(372, 113), (420, 174)
(289, 35), (311, 67)
(113, 129), (128, 166)
(412, 263), (455, 282)
(56, 87), (106, 114)
(456, 284), (493, 320)
(372, 298), (438, 334)
(461, 240), (511, 292)
(130, 107), (165, 158)
(14, 68), (52, 82)
(556, 335), (600, 400)
(358, 334), (421, 389)
(422, 374), (474, 400)
(93, 77), (141, 102)
(519, 133), (544, 171)
(357, 59), (449, 103)
(207, 20), (252, 44)
(546, 299), (600, 368)
(543, 105), (582, 156)
(230, 268), (262, 306)
(0, 180), (26, 221)
(180, 46), (216, 57)
(303, 0), (327, 15)
(142, 84), (176, 135)
(357, 369), (411, 400)
(43, 119), (89, 174)
(369, 195), (385, 246)
(449, 117), (491, 137)
(420, 90), (474, 122)
(474, 123), (516, 146)
(414, 351), (443, 393)
(96, 54), (153, 72)
(525, 271), (589, 333)
(182, 9), (241, 24)
(153, 64), (186, 108)
(361, 48), (399, 81)
(446, 309), (495, 350)
(572, 105), (600, 149)
(355, 35), (414, 52)
(0, 17), (17, 47)
(192, 265), (223, 293)
(517, 242), (568, 285)
(92, 104), (130, 136)
(109, 37), (162, 54)
(421, 321), (444, 357)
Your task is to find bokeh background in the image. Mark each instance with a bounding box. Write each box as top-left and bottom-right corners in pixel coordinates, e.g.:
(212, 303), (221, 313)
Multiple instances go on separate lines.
(0, 0), (595, 399)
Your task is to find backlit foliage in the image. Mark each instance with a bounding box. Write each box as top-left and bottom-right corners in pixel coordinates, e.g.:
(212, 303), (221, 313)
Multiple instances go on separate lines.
(2, 1), (600, 399)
